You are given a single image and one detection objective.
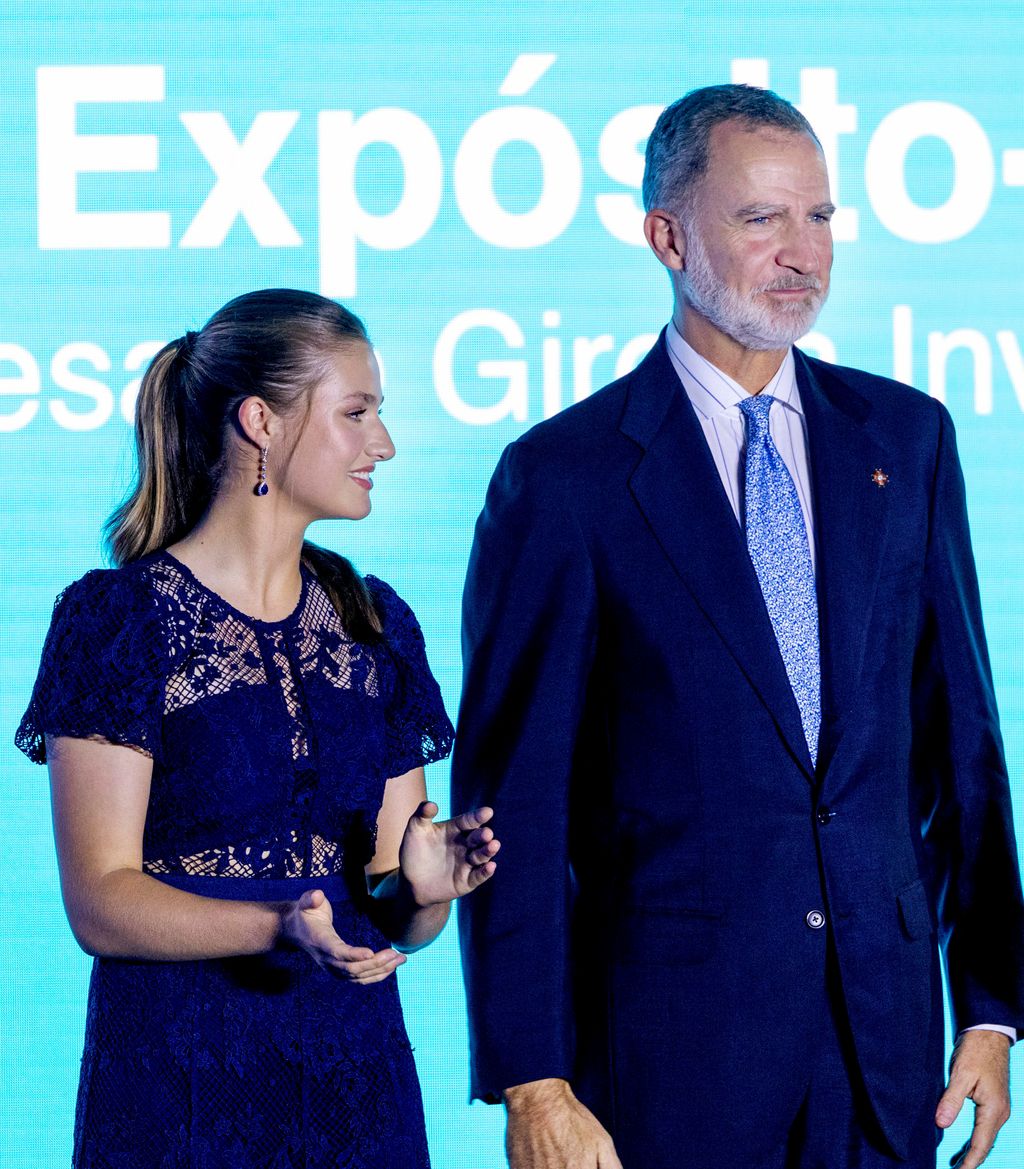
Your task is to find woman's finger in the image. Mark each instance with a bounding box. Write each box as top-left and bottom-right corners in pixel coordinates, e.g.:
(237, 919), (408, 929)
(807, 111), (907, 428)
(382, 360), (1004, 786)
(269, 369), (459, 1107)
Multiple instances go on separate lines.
(461, 826), (494, 850)
(464, 838), (500, 864)
(450, 806), (493, 833)
(329, 942), (375, 963)
(465, 860), (497, 888)
(335, 956), (406, 984)
(327, 946), (407, 981)
(341, 947), (401, 971)
(348, 963), (404, 985)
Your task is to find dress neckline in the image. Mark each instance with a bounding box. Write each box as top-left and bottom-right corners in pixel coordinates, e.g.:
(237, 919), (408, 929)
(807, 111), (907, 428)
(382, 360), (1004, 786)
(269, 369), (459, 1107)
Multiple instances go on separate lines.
(156, 550), (311, 629)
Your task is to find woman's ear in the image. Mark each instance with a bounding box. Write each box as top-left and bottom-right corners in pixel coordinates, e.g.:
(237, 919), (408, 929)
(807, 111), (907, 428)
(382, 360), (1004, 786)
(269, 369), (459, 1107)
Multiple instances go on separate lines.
(235, 396), (274, 446)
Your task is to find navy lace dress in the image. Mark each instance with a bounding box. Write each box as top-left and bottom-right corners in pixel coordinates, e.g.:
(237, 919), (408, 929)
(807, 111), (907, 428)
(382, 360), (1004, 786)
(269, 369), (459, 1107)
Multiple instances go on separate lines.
(16, 551), (454, 1169)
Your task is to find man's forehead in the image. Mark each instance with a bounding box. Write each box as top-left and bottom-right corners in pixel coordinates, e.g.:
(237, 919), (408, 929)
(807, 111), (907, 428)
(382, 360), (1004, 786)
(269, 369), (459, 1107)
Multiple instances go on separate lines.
(698, 121), (829, 196)
(707, 119), (822, 162)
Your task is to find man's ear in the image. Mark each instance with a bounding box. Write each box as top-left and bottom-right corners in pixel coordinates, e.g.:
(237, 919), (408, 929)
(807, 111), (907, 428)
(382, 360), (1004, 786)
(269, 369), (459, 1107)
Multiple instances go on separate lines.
(235, 396), (274, 446)
(644, 208), (686, 272)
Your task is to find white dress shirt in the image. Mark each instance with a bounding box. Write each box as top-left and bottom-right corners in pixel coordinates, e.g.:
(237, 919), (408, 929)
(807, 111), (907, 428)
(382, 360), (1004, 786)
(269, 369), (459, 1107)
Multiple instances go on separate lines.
(663, 321), (1015, 1044)
(665, 320), (815, 571)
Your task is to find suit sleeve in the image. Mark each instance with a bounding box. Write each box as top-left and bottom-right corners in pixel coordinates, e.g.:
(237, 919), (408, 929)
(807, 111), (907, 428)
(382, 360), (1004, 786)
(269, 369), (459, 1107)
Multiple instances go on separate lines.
(915, 401), (1024, 1032)
(451, 437), (597, 1101)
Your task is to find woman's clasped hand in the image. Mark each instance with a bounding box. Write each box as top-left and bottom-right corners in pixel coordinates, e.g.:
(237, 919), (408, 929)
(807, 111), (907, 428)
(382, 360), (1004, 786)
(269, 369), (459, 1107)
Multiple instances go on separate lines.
(284, 801), (499, 982)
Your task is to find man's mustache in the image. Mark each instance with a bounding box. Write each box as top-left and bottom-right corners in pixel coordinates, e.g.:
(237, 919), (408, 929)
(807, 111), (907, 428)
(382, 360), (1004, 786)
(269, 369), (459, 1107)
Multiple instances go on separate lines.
(757, 276), (824, 292)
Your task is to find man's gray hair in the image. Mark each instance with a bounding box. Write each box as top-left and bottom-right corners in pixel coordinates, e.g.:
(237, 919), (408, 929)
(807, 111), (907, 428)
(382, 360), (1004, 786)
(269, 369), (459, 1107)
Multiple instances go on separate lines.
(642, 84), (821, 215)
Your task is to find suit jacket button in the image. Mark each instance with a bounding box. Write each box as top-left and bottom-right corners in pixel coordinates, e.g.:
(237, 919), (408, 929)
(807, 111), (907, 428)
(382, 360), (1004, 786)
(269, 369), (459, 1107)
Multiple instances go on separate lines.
(816, 806), (836, 825)
(806, 910), (826, 930)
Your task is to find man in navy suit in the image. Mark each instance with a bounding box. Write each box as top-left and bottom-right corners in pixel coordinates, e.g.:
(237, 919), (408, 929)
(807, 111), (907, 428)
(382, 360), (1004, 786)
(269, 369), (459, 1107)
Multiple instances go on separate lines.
(451, 85), (1024, 1169)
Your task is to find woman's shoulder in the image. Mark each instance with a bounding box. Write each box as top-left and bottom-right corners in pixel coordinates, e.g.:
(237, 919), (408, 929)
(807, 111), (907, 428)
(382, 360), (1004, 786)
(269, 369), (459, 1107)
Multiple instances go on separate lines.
(362, 575), (438, 677)
(361, 575), (453, 767)
(363, 574), (420, 639)
(43, 554), (199, 670)
(18, 557), (172, 764)
(52, 556), (167, 625)
(363, 573), (405, 611)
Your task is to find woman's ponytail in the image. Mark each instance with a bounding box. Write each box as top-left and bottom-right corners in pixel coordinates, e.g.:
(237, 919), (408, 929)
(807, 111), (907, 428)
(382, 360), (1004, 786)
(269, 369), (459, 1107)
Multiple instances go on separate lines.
(104, 337), (214, 565)
(300, 542), (383, 643)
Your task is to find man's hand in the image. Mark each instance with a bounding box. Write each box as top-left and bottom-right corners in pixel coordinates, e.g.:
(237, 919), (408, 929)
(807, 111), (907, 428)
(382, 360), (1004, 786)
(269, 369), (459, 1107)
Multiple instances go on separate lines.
(504, 1078), (622, 1169)
(936, 1030), (1012, 1169)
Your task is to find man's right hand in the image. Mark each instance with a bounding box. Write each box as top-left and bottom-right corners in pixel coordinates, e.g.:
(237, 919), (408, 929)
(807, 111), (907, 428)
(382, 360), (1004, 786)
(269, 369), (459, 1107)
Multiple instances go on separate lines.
(503, 1078), (623, 1169)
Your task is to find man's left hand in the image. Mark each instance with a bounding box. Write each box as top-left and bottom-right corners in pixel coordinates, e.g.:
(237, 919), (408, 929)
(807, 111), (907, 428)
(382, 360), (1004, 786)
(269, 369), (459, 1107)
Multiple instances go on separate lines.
(936, 1029), (1012, 1169)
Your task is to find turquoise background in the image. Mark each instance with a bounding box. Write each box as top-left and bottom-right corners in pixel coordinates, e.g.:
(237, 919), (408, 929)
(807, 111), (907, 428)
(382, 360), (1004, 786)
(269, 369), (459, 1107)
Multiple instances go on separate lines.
(2, 2), (1023, 1165)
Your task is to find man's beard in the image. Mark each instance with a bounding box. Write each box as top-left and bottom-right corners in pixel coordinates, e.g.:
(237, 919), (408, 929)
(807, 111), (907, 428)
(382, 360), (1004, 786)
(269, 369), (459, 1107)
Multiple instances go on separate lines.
(681, 222), (828, 351)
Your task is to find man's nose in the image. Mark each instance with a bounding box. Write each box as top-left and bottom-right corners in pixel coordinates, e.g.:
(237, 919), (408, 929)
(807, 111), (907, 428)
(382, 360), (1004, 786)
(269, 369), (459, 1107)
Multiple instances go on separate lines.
(776, 225), (825, 274)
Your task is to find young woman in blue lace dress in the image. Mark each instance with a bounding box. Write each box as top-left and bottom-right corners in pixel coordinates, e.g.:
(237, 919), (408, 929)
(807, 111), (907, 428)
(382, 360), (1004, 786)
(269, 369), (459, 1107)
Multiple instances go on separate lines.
(16, 289), (499, 1169)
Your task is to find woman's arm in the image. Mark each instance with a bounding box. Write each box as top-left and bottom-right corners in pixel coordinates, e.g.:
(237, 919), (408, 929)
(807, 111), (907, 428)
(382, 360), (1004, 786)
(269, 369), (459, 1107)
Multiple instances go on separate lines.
(49, 735), (403, 982)
(367, 767), (498, 952)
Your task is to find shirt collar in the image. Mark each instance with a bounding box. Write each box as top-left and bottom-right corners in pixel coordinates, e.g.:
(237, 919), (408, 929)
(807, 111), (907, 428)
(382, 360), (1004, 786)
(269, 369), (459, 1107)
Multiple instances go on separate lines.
(665, 320), (801, 420)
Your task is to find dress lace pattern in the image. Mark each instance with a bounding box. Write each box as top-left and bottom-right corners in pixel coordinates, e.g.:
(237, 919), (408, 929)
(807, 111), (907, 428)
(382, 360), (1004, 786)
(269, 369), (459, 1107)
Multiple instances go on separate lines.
(17, 552), (454, 1168)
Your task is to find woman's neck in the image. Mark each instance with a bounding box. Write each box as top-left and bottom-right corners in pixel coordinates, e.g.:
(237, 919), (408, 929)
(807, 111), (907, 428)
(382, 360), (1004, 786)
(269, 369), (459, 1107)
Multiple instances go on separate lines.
(167, 488), (310, 623)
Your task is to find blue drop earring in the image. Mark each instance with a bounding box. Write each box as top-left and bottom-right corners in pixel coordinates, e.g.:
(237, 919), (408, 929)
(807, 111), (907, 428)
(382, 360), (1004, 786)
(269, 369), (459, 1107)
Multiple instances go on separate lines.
(255, 446), (269, 496)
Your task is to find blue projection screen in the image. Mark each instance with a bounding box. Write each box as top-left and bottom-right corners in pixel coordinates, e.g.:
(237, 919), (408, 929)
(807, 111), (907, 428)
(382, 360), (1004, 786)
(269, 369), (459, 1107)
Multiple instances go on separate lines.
(2, 3), (1023, 1166)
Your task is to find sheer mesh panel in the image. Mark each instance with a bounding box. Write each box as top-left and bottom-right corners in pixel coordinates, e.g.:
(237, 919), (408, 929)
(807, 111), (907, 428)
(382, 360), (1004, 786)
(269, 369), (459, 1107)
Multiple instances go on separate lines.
(144, 832), (350, 879)
(142, 559), (390, 878)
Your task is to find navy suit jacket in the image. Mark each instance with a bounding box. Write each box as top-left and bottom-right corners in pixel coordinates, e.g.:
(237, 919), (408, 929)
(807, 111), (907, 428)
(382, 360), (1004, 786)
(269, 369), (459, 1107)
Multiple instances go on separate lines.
(452, 335), (1024, 1164)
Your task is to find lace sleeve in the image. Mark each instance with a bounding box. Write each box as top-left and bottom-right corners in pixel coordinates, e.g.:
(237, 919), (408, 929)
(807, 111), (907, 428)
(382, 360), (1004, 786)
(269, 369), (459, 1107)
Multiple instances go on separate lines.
(15, 568), (165, 765)
(366, 576), (454, 778)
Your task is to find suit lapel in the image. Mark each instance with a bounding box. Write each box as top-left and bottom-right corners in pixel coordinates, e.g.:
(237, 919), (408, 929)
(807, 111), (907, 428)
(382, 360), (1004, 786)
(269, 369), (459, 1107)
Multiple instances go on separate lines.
(796, 351), (893, 772)
(622, 336), (815, 779)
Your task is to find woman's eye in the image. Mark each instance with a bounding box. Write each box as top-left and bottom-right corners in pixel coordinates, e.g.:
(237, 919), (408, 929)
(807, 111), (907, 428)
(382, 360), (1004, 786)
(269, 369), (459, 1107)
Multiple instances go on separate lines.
(347, 410), (366, 420)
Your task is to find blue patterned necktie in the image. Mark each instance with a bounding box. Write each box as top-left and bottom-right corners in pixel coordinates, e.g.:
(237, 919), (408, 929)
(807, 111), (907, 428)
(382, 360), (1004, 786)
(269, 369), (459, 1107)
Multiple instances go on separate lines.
(738, 394), (821, 764)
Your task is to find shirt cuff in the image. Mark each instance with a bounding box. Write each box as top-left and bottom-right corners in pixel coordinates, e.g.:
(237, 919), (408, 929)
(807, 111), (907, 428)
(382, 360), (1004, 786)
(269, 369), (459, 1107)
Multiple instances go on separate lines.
(962, 1023), (1016, 1044)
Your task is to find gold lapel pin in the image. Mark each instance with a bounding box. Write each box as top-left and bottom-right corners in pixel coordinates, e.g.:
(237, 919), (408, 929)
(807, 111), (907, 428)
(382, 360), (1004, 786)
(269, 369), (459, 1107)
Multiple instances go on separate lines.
(871, 468), (889, 487)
